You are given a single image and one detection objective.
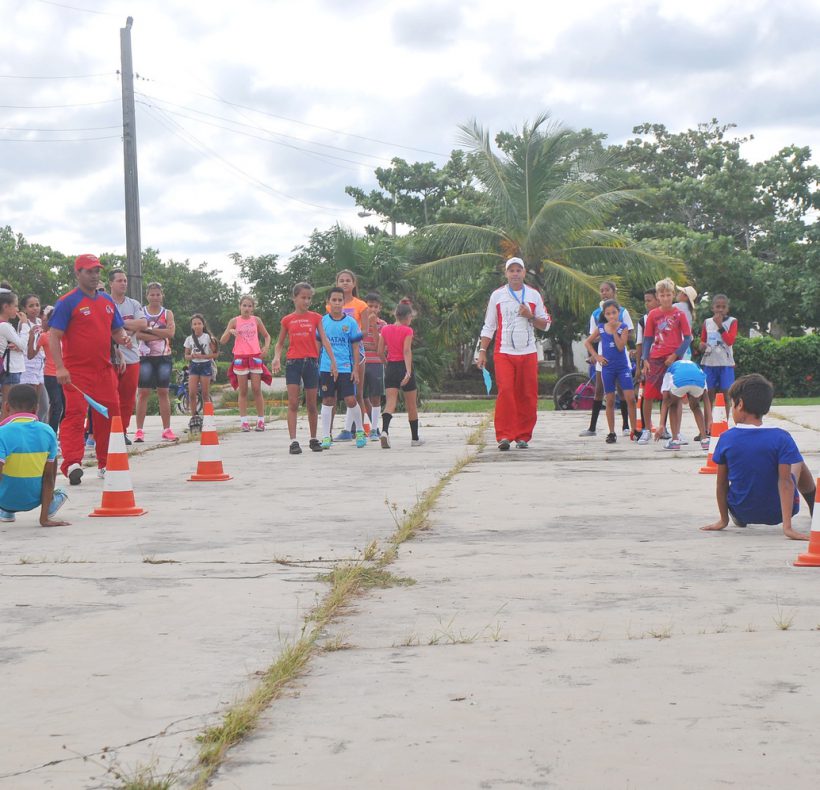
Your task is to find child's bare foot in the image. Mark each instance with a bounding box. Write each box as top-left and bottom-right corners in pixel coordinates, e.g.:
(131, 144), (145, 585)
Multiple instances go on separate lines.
(701, 520), (728, 531)
(783, 527), (809, 541)
(40, 519), (70, 528)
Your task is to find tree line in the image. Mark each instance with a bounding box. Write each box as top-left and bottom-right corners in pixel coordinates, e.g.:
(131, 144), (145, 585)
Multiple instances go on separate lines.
(2, 114), (817, 387)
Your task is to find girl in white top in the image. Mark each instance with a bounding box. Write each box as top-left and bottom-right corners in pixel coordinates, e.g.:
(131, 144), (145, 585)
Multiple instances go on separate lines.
(183, 313), (218, 422)
(20, 294), (45, 392)
(0, 291), (30, 417)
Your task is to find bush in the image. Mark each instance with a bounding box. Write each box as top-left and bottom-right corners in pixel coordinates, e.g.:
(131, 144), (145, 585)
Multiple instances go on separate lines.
(734, 335), (820, 397)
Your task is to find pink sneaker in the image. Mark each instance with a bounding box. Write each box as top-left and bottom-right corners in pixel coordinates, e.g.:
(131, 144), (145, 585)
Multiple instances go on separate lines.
(161, 428), (178, 441)
(255, 419), (265, 432)
(134, 429), (145, 443)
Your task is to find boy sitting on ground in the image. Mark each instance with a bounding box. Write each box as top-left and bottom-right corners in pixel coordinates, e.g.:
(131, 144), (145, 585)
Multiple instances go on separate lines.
(0, 384), (69, 527)
(701, 374), (815, 540)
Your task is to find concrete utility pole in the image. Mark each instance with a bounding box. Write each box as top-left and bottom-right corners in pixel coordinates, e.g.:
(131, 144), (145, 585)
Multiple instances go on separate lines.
(120, 16), (143, 301)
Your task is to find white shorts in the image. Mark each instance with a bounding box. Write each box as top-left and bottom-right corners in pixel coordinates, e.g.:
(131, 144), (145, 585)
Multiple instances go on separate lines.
(661, 371), (704, 398)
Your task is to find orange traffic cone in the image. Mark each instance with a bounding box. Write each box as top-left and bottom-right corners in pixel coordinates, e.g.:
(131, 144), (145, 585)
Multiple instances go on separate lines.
(89, 415), (147, 517)
(699, 393), (728, 474)
(189, 402), (232, 482)
(794, 482), (820, 567)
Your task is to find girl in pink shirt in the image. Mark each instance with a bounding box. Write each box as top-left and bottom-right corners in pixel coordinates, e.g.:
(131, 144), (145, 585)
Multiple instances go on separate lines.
(376, 302), (422, 449)
(220, 295), (271, 431)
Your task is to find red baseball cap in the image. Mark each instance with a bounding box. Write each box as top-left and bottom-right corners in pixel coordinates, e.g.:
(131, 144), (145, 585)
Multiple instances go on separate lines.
(74, 254), (103, 272)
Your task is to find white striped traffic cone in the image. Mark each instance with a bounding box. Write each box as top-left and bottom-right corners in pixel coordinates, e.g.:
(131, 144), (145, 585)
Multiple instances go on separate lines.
(794, 481), (820, 567)
(189, 402), (232, 482)
(699, 393), (728, 474)
(89, 415), (147, 517)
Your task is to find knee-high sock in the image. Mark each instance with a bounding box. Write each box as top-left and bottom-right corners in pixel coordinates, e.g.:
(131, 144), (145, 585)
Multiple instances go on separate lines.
(321, 405), (333, 438)
(347, 403), (362, 433)
(620, 400), (629, 430)
(589, 400), (603, 431)
(370, 405), (381, 432)
(382, 412), (393, 434)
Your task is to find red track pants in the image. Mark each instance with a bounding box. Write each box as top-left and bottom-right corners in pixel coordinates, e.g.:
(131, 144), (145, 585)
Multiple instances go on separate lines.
(493, 351), (538, 442)
(60, 367), (120, 476)
(117, 362), (140, 431)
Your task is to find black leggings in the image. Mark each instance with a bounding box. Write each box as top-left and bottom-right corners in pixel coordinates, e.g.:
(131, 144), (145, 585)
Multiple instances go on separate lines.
(43, 375), (65, 434)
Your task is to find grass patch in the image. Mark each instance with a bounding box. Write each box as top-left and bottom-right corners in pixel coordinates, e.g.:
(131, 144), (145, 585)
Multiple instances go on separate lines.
(772, 397), (820, 406)
(187, 413), (491, 789)
(423, 399), (555, 413)
(109, 759), (179, 789)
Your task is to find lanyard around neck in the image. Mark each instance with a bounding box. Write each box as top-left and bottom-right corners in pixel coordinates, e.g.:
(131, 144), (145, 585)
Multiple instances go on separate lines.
(507, 285), (526, 305)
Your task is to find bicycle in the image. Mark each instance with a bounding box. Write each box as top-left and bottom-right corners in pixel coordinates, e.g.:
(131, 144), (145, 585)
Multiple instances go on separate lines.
(174, 366), (203, 416)
(552, 368), (596, 411)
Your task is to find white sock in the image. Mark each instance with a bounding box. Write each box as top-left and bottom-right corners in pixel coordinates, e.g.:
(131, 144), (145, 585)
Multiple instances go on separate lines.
(321, 405), (333, 439)
(240, 415), (248, 425)
(344, 408), (355, 433)
(347, 403), (363, 433)
(370, 405), (381, 432)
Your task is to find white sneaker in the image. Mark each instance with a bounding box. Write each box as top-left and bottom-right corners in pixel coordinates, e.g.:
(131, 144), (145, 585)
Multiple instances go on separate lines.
(637, 430), (651, 445)
(411, 438), (425, 447)
(622, 428), (631, 436)
(676, 435), (689, 446)
(578, 428), (596, 437)
(97, 468), (106, 479)
(67, 463), (84, 486)
(663, 438), (681, 450)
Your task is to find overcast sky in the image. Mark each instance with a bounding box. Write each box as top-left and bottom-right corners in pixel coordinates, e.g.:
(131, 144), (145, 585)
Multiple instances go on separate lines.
(2, 0), (819, 281)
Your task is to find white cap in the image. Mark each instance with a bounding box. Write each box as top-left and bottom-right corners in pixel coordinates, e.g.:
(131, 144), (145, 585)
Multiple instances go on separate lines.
(505, 257), (525, 270)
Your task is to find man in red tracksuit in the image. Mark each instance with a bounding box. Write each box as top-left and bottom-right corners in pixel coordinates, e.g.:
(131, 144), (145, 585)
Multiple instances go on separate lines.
(477, 257), (551, 451)
(49, 255), (130, 485)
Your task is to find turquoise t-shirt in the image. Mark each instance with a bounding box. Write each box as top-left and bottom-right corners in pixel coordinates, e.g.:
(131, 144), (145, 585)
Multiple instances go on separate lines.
(0, 414), (58, 512)
(319, 314), (362, 374)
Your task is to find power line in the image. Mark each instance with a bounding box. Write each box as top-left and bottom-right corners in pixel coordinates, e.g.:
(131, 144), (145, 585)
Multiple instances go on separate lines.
(137, 75), (448, 159)
(0, 124), (121, 131)
(140, 103), (344, 214)
(0, 72), (114, 80)
(33, 0), (120, 16)
(0, 134), (120, 142)
(0, 98), (120, 109)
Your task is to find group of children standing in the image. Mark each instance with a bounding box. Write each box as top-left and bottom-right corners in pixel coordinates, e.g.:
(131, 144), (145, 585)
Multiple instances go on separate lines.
(224, 270), (422, 453)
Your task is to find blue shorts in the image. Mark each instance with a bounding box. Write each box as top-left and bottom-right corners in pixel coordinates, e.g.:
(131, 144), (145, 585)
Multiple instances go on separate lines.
(285, 357), (319, 389)
(705, 365), (734, 392)
(0, 371), (22, 386)
(319, 371), (356, 400)
(139, 355), (172, 389)
(188, 361), (212, 377)
(729, 475), (799, 526)
(601, 364), (633, 395)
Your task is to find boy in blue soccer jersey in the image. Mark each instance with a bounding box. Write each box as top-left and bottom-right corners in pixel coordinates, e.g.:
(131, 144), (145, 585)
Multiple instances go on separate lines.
(701, 374), (815, 540)
(0, 385), (69, 527)
(319, 288), (365, 449)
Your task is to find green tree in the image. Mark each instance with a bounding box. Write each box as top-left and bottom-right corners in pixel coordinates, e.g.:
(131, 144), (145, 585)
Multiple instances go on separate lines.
(412, 114), (680, 370)
(0, 226), (74, 303)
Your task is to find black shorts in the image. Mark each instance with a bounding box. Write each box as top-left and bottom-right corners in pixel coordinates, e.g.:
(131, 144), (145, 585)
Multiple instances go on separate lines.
(319, 371), (356, 400)
(385, 361), (416, 392)
(285, 357), (319, 389)
(139, 355), (172, 389)
(363, 363), (385, 398)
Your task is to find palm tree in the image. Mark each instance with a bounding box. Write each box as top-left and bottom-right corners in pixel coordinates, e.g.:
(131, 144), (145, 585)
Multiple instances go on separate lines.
(411, 113), (682, 369)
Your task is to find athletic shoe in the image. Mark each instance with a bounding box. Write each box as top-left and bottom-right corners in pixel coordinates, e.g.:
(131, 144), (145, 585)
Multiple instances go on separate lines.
(134, 429), (145, 443)
(693, 434), (702, 443)
(700, 437), (711, 451)
(578, 429), (596, 437)
(355, 431), (366, 448)
(334, 430), (353, 442)
(255, 419), (265, 432)
(241, 421), (251, 433)
(498, 438), (511, 451)
(0, 508), (15, 522)
(411, 438), (425, 447)
(123, 433), (132, 446)
(97, 468), (106, 479)
(605, 433), (617, 444)
(677, 435), (689, 446)
(48, 489), (68, 517)
(369, 429), (381, 442)
(161, 428), (178, 441)
(68, 463), (84, 486)
(663, 438), (681, 450)
(380, 433), (391, 449)
(622, 428), (631, 436)
(309, 438), (323, 452)
(85, 436), (95, 449)
(289, 441), (302, 455)
(660, 429), (671, 440)
(637, 430), (651, 445)
(515, 440), (529, 449)
(321, 437), (332, 450)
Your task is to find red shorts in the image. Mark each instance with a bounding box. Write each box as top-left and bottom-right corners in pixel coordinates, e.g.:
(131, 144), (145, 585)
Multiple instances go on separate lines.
(644, 357), (667, 400)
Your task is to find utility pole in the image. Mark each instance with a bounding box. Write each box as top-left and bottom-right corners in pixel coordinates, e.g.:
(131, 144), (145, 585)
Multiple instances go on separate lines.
(120, 16), (143, 301)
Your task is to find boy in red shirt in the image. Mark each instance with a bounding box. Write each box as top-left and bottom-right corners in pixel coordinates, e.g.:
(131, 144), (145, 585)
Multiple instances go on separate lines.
(49, 255), (130, 484)
(639, 278), (693, 450)
(272, 282), (337, 454)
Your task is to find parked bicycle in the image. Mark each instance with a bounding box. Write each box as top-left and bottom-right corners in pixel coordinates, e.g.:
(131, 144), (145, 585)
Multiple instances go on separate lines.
(174, 366), (203, 416)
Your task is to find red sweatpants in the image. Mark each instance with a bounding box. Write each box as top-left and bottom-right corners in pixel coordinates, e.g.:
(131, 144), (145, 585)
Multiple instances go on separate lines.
(117, 362), (140, 431)
(493, 352), (539, 442)
(60, 368), (120, 476)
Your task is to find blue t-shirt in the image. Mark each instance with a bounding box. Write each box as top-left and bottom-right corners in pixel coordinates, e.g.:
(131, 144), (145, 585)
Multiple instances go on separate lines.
(319, 314), (362, 374)
(668, 360), (706, 388)
(597, 323), (630, 368)
(712, 426), (803, 525)
(0, 414), (58, 512)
